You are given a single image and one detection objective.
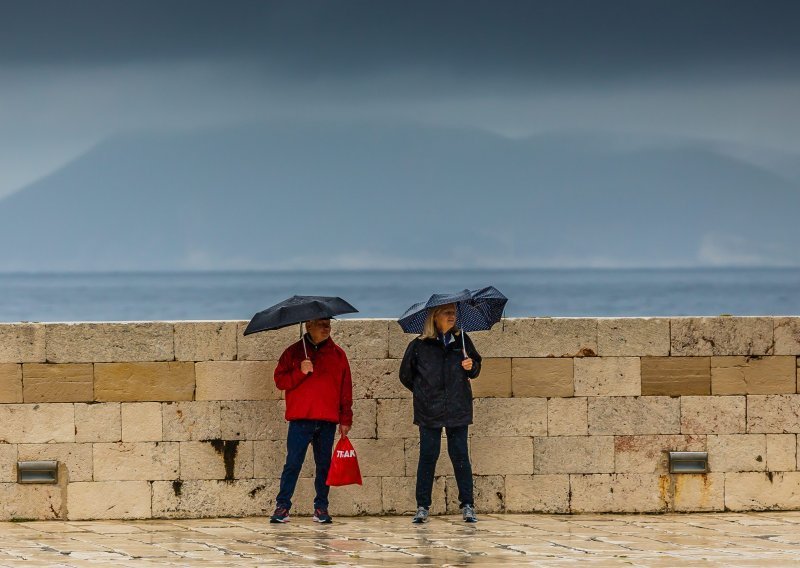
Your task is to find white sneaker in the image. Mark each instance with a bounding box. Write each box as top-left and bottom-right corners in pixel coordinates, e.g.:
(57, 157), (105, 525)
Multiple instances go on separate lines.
(412, 506), (429, 524)
(462, 504), (477, 523)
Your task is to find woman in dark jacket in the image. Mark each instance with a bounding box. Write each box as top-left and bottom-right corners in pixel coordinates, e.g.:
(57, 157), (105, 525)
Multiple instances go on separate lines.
(399, 303), (482, 523)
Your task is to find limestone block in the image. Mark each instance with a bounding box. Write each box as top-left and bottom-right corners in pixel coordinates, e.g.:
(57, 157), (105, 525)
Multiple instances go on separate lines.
(381, 476), (446, 515)
(767, 434), (796, 471)
(504, 318), (597, 357)
(0, 444), (16, 482)
(0, 323), (45, 363)
(588, 396), (680, 435)
(351, 359), (408, 399)
(121, 402), (163, 442)
(471, 358), (512, 398)
(349, 399), (377, 439)
(350, 438), (404, 476)
(0, 364), (22, 403)
(0, 483), (63, 521)
(331, 319), (389, 360)
(505, 474), (570, 513)
(547, 397), (588, 436)
(174, 321), (237, 361)
(179, 441), (254, 480)
(0, 403), (74, 443)
(376, 399), (415, 439)
(93, 442), (180, 481)
(641, 357), (710, 396)
(597, 318), (670, 356)
(512, 358), (573, 397)
(445, 475), (504, 514)
(473, 398), (546, 437)
(68, 481), (151, 519)
(747, 395), (800, 433)
(162, 401), (221, 441)
(681, 396), (746, 434)
(725, 472), (800, 511)
(707, 434), (766, 472)
(75, 402), (121, 443)
(672, 473), (724, 512)
(317, 476), (382, 516)
(388, 322), (418, 359)
(17, 443), (91, 482)
(94, 362), (195, 402)
(670, 317), (774, 356)
(220, 400), (287, 441)
(614, 435), (706, 474)
(574, 357), (641, 397)
(22, 363), (93, 403)
(569, 473), (670, 513)
(471, 437), (533, 475)
(195, 361), (281, 401)
(534, 436), (614, 474)
(253, 440), (314, 479)
(711, 356), (795, 395)
(404, 437), (455, 477)
(236, 321), (297, 361)
(774, 317), (800, 355)
(461, 328), (507, 358)
(152, 479), (276, 518)
(45, 322), (173, 363)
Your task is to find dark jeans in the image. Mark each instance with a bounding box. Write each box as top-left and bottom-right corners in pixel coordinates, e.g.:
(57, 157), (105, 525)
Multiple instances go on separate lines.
(416, 425), (473, 509)
(275, 420), (337, 510)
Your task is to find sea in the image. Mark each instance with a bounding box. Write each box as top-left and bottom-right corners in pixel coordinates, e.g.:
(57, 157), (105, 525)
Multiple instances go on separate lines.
(0, 268), (798, 323)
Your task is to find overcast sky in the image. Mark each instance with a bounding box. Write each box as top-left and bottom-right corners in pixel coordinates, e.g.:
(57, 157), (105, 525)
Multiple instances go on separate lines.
(1, 0), (799, 199)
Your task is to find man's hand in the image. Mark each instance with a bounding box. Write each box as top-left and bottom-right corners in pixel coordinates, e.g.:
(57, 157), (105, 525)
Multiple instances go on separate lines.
(338, 424), (351, 437)
(300, 359), (314, 375)
(461, 357), (473, 372)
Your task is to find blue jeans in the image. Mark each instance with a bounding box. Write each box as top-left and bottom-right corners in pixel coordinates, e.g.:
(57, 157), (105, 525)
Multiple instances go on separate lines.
(416, 425), (473, 509)
(275, 420), (337, 510)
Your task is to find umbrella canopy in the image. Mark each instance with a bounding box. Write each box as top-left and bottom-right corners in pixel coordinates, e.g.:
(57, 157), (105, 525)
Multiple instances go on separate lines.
(397, 286), (508, 335)
(243, 295), (358, 336)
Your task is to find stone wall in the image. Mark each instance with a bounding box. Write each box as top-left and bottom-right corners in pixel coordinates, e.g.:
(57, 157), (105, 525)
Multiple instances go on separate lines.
(1, 317), (799, 520)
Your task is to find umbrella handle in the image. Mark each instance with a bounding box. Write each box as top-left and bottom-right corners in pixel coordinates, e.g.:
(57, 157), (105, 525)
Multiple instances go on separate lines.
(300, 322), (308, 359)
(458, 304), (467, 359)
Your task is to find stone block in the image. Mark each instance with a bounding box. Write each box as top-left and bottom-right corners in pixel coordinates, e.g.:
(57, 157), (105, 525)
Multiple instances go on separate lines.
(0, 483), (63, 521)
(350, 438), (404, 476)
(711, 356), (795, 395)
(22, 363), (93, 403)
(725, 472), (800, 511)
(93, 442), (180, 481)
(747, 395), (800, 433)
(17, 443), (92, 482)
(569, 473), (670, 513)
(461, 328), (507, 358)
(388, 322), (418, 359)
(0, 444), (16, 482)
(376, 399), (415, 439)
(767, 434), (796, 471)
(45, 322), (173, 363)
(574, 357), (641, 396)
(0, 364), (22, 403)
(614, 435), (706, 474)
(381, 476), (445, 515)
(505, 474), (570, 513)
(471, 437), (533, 475)
(179, 441), (253, 480)
(681, 396), (746, 434)
(548, 397), (588, 436)
(670, 317), (774, 356)
(350, 399), (377, 439)
(174, 321), (237, 361)
(220, 400), (287, 441)
(252, 440), (314, 479)
(641, 357), (710, 396)
(512, 358), (573, 397)
(0, 403), (74, 443)
(672, 473), (724, 512)
(162, 401), (221, 441)
(473, 398), (546, 437)
(445, 475), (504, 514)
(504, 318), (597, 357)
(68, 481), (151, 520)
(322, 476), (383, 516)
(470, 358), (512, 398)
(404, 437), (455, 477)
(195, 361), (281, 401)
(152, 479), (275, 518)
(0, 323), (45, 363)
(94, 362), (195, 402)
(597, 318), (670, 356)
(351, 359), (408, 399)
(534, 436), (614, 474)
(775, 317), (800, 355)
(331, 319), (389, 360)
(236, 321), (297, 361)
(121, 402), (163, 442)
(75, 402), (121, 443)
(707, 434), (766, 472)
(588, 396), (680, 435)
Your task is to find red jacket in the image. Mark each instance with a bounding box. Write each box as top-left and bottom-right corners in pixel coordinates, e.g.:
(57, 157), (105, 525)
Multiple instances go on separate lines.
(274, 337), (353, 426)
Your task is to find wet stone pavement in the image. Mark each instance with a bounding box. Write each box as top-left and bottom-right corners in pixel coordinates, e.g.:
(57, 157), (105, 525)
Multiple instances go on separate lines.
(2, 513), (800, 567)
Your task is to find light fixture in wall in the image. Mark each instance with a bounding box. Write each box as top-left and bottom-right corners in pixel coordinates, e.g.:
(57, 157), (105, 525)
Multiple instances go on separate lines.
(668, 452), (708, 474)
(17, 461), (58, 484)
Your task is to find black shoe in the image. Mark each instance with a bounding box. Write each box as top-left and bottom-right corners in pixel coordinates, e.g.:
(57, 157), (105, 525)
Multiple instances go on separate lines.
(270, 506), (290, 523)
(313, 508), (333, 523)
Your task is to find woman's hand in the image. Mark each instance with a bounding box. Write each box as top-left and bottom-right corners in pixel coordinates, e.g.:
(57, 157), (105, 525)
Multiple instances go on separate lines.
(300, 359), (314, 375)
(461, 357), (473, 371)
(339, 424), (351, 437)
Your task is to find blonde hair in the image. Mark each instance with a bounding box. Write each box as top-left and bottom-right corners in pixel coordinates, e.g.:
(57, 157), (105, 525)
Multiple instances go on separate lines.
(420, 304), (461, 340)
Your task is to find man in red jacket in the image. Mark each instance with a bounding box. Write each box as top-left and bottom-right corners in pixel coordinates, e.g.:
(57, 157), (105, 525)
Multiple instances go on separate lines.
(270, 318), (353, 524)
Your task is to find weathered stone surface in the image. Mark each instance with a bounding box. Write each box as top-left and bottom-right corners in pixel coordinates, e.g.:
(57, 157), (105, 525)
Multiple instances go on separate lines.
(597, 318), (670, 356)
(94, 362), (195, 402)
(121, 402), (163, 442)
(681, 396), (746, 434)
(570, 473), (670, 513)
(68, 481), (151, 520)
(711, 356), (795, 395)
(473, 398), (546, 437)
(351, 359), (408, 399)
(725, 472), (800, 511)
(179, 441), (254, 480)
(381, 476), (445, 514)
(195, 361), (281, 401)
(707, 434), (766, 472)
(294, 477), (382, 516)
(512, 358), (573, 397)
(547, 397), (588, 436)
(504, 318), (597, 357)
(236, 321), (296, 361)
(0, 483), (63, 521)
(404, 437), (455, 477)
(766, 434), (796, 471)
(331, 320), (389, 360)
(45, 322), (174, 363)
(0, 444), (16, 482)
(460, 328), (507, 358)
(534, 436), (614, 474)
(22, 363), (93, 403)
(471, 437), (533, 475)
(93, 442), (180, 481)
(672, 473), (724, 512)
(0, 364), (22, 403)
(17, 443), (92, 482)
(0, 404), (74, 443)
(774, 317), (800, 355)
(505, 474), (570, 513)
(670, 317), (774, 356)
(349, 398), (377, 439)
(253, 440), (315, 479)
(747, 395), (800, 433)
(574, 357), (641, 396)
(174, 321), (237, 361)
(162, 401), (221, 441)
(588, 396), (680, 435)
(350, 438), (404, 476)
(445, 475), (504, 514)
(220, 401), (287, 441)
(74, 402), (121, 443)
(614, 435), (706, 474)
(152, 479), (275, 518)
(388, 322), (418, 359)
(641, 357), (710, 396)
(470, 358), (512, 398)
(376, 398), (415, 438)
(0, 323), (45, 363)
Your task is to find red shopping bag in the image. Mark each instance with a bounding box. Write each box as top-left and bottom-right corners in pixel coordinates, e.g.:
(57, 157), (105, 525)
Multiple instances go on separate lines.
(326, 436), (363, 486)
